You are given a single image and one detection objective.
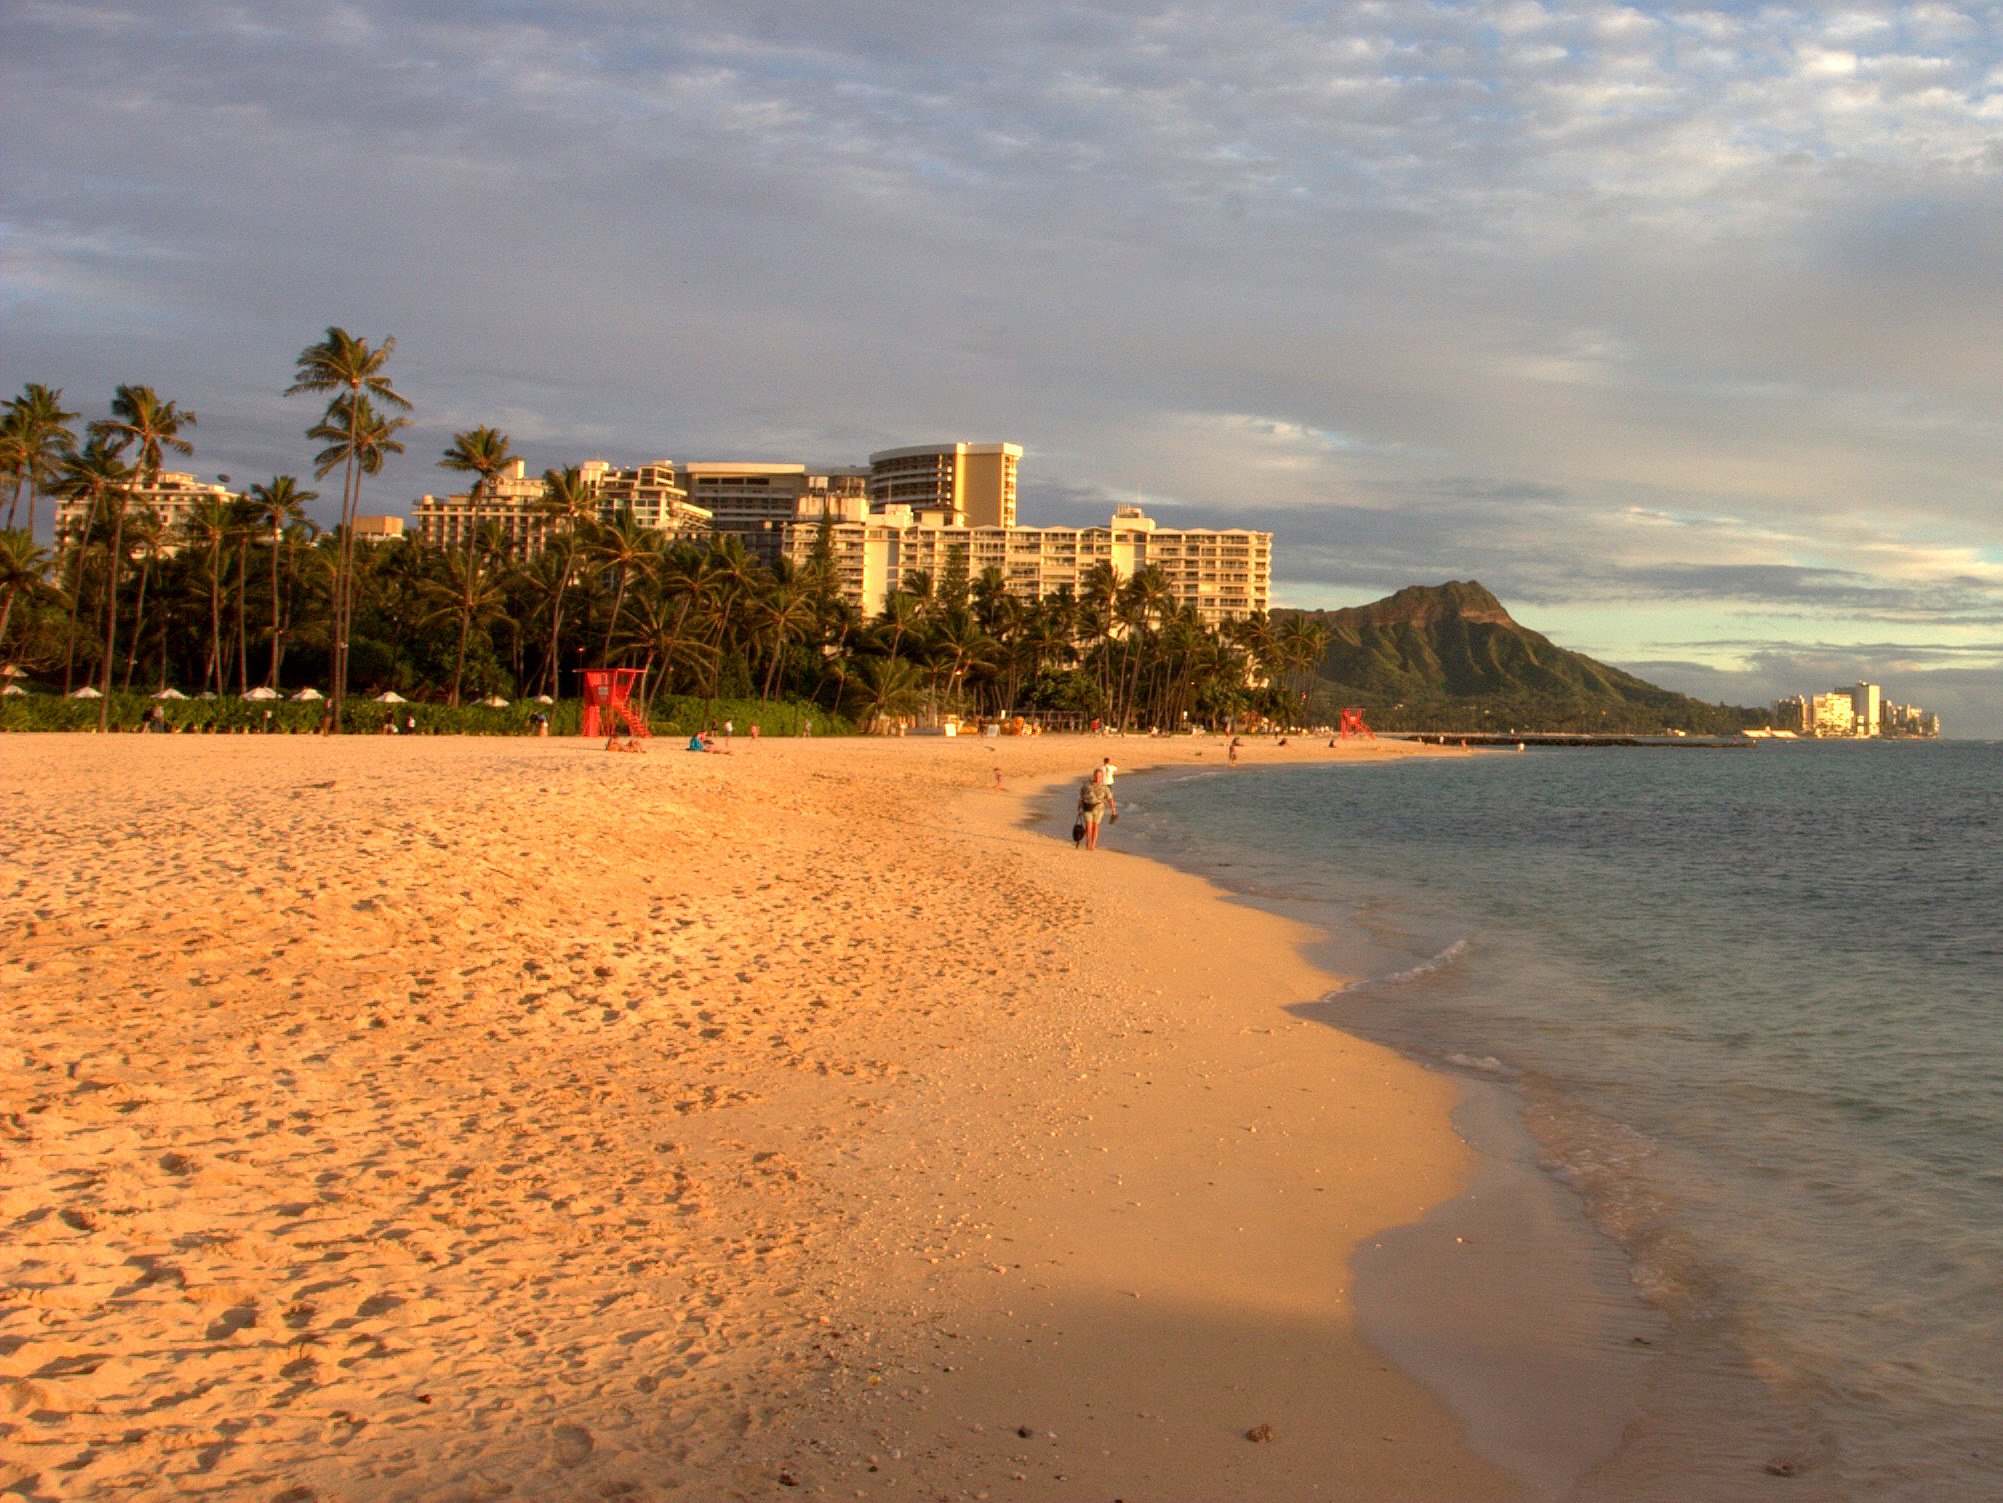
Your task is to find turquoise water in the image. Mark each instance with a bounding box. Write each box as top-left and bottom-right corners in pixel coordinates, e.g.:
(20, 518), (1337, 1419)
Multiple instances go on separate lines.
(1127, 742), (2003, 1499)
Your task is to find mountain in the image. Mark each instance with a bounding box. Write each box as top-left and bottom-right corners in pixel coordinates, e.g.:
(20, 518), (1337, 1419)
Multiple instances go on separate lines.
(1276, 582), (1767, 734)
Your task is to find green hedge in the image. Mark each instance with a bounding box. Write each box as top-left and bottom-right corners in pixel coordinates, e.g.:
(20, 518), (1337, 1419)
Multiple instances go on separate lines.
(0, 689), (850, 737)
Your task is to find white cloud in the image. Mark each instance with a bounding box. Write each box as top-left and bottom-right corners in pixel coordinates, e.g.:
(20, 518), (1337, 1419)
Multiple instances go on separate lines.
(5, 0), (2003, 725)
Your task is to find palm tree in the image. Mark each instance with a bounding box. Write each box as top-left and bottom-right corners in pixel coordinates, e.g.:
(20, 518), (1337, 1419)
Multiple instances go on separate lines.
(1276, 614), (1331, 722)
(2, 385), (79, 538)
(87, 386), (196, 727)
(970, 566), (1011, 634)
(306, 392), (408, 719)
(842, 654), (927, 733)
(744, 568), (819, 700)
(692, 536), (759, 700)
(180, 497), (233, 696)
(924, 608), (998, 713)
(873, 587), (924, 666)
(51, 440), (132, 693)
(1115, 565), (1175, 729)
(617, 588), (717, 716)
(589, 511), (658, 661)
(439, 426), (516, 561)
(118, 507), (167, 691)
(0, 422), (23, 537)
(287, 329), (411, 726)
(417, 549), (508, 705)
(245, 477), (317, 687)
(533, 465), (598, 697)
(0, 529), (50, 663)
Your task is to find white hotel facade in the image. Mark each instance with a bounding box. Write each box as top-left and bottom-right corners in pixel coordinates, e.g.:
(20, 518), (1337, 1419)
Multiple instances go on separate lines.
(407, 441), (1272, 626)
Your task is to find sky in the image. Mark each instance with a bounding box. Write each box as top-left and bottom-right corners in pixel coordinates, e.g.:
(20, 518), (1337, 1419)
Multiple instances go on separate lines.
(4, 1), (2001, 732)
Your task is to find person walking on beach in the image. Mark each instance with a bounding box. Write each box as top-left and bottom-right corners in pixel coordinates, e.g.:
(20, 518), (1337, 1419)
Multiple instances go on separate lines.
(1228, 735), (1242, 766)
(1097, 756), (1118, 788)
(1076, 776), (1115, 850)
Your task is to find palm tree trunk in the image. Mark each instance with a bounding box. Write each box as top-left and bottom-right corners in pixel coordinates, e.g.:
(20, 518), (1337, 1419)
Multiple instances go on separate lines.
(545, 536), (576, 698)
(61, 498), (102, 694)
(96, 505), (126, 731)
(762, 634), (785, 701)
(329, 438), (360, 731)
(275, 537), (298, 686)
(601, 572), (629, 662)
(451, 602), (472, 705)
(234, 542), (251, 696)
(207, 547), (225, 697)
(266, 528), (283, 687)
(122, 558), (151, 691)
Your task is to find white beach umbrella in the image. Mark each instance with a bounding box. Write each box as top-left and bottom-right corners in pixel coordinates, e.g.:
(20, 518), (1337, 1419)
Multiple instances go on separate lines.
(243, 685), (281, 701)
(2, 683), (26, 697)
(290, 687), (325, 702)
(69, 686), (102, 699)
(374, 691), (407, 703)
(152, 687), (188, 700)
(481, 695), (509, 708)
(1, 664), (23, 678)
(196, 691), (218, 700)
(531, 694), (555, 704)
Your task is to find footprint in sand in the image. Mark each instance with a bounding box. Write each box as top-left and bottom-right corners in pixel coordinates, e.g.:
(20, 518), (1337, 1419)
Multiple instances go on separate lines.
(552, 1422), (594, 1467)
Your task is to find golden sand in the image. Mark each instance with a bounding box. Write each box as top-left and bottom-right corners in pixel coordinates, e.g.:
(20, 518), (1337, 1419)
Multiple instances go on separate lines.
(0, 732), (1519, 1501)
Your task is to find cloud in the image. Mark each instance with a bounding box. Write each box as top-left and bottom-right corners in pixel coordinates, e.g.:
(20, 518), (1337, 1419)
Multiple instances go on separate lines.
(4, 1), (2003, 732)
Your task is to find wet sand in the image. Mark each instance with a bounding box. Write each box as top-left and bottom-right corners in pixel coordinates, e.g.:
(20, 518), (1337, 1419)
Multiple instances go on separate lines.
(1, 731), (1522, 1501)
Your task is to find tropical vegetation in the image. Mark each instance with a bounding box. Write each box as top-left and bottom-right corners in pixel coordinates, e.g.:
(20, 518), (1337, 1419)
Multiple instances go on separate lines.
(0, 341), (1329, 734)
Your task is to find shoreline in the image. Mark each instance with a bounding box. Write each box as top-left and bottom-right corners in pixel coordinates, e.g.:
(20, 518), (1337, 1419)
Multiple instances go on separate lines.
(4, 731), (1525, 1500)
(1080, 759), (1670, 1499)
(1113, 754), (1853, 1502)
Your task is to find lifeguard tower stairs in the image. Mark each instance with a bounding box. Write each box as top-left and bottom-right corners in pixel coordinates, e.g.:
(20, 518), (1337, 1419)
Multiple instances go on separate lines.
(581, 668), (650, 743)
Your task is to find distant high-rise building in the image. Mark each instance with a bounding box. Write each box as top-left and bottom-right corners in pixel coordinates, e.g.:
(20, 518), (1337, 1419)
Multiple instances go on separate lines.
(1774, 695), (1811, 734)
(53, 471), (239, 544)
(1848, 681), (1882, 737)
(1810, 691), (1856, 737)
(760, 503), (1270, 626)
(413, 460), (711, 554)
(868, 443), (1020, 529)
(683, 463), (869, 534)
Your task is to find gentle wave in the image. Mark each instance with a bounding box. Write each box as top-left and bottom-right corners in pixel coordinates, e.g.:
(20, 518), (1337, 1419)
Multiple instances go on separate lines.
(1324, 936), (1469, 997)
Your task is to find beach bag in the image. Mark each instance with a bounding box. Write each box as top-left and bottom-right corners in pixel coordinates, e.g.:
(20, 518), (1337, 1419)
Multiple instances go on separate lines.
(1071, 821), (1086, 845)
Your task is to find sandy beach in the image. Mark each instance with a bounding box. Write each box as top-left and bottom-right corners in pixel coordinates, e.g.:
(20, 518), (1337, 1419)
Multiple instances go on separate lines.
(1, 730), (1523, 1502)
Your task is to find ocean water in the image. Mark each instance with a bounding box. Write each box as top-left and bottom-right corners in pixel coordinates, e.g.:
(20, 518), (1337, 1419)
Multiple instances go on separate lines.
(1123, 741), (2003, 1500)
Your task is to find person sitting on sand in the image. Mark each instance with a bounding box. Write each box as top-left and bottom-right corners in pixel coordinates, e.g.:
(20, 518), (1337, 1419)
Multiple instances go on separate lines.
(686, 731), (710, 752)
(1076, 777), (1115, 850)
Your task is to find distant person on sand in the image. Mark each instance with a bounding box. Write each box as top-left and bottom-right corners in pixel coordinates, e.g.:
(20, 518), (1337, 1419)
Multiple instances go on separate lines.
(722, 718), (733, 749)
(1076, 777), (1115, 850)
(1096, 757), (1117, 787)
(686, 730), (710, 752)
(1228, 736), (1242, 766)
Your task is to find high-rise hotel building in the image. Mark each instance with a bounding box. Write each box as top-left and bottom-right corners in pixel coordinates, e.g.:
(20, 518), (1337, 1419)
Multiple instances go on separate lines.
(401, 440), (1271, 626)
(867, 442), (1020, 528)
(763, 499), (1270, 627)
(413, 460), (712, 553)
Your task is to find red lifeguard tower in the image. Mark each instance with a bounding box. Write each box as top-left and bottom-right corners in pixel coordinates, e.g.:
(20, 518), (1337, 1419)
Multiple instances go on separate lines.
(1339, 707), (1375, 740)
(581, 668), (650, 743)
